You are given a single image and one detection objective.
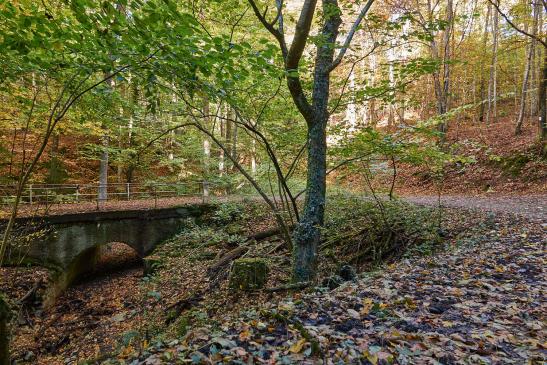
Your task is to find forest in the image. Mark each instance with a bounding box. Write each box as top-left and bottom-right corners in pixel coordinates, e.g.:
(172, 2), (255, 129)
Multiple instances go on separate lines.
(0, 0), (545, 363)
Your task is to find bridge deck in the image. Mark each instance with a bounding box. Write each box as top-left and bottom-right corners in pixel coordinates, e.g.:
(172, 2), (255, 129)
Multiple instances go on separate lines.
(0, 195), (253, 220)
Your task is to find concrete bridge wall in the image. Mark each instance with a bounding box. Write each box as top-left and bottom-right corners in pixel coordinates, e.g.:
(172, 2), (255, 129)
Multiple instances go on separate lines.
(3, 204), (214, 305)
(11, 205), (213, 268)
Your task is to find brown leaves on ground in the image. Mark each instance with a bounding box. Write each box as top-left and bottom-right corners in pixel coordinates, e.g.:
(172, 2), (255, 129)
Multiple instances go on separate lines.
(111, 210), (545, 364)
(3, 202), (546, 364)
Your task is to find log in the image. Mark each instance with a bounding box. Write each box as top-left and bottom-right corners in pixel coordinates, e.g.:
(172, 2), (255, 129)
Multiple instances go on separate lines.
(247, 226), (291, 241)
(207, 226), (292, 279)
(207, 243), (250, 278)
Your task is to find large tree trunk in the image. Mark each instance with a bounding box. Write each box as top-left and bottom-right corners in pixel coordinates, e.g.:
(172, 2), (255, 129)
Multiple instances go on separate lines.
(539, 52), (546, 154)
(478, 3), (491, 122)
(292, 119), (327, 281)
(291, 0), (341, 283)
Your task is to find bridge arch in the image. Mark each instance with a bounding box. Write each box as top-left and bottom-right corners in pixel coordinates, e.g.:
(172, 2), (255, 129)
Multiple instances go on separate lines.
(4, 204), (215, 306)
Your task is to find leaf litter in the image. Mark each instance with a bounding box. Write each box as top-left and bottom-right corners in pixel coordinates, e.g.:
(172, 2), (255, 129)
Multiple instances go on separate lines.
(102, 209), (545, 364)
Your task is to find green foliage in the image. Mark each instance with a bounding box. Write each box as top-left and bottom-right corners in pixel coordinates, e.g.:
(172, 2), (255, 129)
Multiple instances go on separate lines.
(322, 193), (442, 266)
(211, 202), (247, 225)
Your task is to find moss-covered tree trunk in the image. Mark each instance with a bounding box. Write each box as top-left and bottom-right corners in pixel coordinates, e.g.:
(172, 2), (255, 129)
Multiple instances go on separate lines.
(248, 0), (374, 282)
(0, 295), (10, 365)
(291, 0), (341, 282)
(539, 52), (546, 155)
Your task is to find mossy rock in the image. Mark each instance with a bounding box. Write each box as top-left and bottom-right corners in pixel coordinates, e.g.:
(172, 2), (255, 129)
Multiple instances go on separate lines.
(497, 153), (532, 176)
(338, 264), (357, 281)
(322, 275), (344, 290)
(228, 258), (269, 291)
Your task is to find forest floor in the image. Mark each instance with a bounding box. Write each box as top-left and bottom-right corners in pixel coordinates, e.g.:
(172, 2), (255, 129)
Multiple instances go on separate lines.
(113, 211), (544, 364)
(1, 193), (545, 364)
(389, 117), (547, 196)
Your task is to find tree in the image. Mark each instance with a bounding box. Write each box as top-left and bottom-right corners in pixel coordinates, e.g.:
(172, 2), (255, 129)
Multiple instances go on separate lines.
(246, 0), (375, 281)
(515, 2), (539, 134)
(0, 0), (208, 265)
(488, 0), (547, 153)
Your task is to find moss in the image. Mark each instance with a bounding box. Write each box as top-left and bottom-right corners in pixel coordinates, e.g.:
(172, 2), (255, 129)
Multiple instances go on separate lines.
(228, 258), (269, 290)
(188, 251), (216, 262)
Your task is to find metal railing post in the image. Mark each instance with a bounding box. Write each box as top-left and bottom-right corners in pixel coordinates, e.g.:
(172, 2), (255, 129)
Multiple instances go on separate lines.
(202, 180), (209, 203)
(29, 184), (33, 204)
(126, 183), (130, 200)
(153, 185), (157, 208)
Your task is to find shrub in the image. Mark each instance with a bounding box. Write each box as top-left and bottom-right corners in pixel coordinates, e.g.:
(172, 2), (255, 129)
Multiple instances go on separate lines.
(322, 193), (442, 267)
(211, 202), (246, 225)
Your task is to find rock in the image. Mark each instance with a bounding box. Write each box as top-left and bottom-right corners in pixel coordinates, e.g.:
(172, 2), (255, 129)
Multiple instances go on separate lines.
(228, 258), (269, 290)
(143, 255), (161, 276)
(322, 275), (344, 290)
(338, 264), (357, 281)
(0, 294), (11, 365)
(24, 351), (35, 361)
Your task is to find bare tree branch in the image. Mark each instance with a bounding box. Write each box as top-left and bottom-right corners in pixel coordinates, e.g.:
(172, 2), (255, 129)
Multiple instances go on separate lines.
(487, 0), (547, 48)
(247, 0), (288, 57)
(286, 0), (318, 70)
(329, 0), (375, 71)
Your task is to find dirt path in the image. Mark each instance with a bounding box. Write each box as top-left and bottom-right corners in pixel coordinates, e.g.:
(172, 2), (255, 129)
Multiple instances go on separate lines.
(405, 194), (547, 221)
(4, 192), (546, 222)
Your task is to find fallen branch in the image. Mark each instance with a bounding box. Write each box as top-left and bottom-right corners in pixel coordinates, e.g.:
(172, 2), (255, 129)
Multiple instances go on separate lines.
(16, 279), (42, 305)
(207, 242), (253, 279)
(165, 291), (204, 324)
(207, 226), (293, 280)
(248, 226), (291, 241)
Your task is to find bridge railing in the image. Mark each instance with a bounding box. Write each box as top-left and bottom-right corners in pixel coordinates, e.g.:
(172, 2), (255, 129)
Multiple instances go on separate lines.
(0, 181), (243, 208)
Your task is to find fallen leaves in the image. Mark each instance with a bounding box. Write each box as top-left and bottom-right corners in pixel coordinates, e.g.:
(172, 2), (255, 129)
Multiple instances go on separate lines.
(115, 209), (544, 364)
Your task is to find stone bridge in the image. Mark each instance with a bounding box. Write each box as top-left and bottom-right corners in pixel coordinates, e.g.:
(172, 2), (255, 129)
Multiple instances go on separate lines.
(4, 204), (214, 304)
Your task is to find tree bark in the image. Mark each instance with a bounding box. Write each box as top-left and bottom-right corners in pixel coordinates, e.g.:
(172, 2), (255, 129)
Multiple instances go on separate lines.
(539, 52), (546, 154)
(478, 3), (491, 122)
(98, 136), (109, 202)
(292, 0), (341, 282)
(248, 0), (374, 282)
(516, 41), (534, 134)
(486, 6), (499, 123)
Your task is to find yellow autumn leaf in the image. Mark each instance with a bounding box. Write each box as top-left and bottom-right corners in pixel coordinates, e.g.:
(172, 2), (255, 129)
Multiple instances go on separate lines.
(239, 329), (251, 341)
(365, 351), (378, 364)
(289, 338), (307, 353)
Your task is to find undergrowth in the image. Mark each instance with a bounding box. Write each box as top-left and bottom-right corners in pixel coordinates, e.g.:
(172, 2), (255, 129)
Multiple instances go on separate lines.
(321, 193), (442, 270)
